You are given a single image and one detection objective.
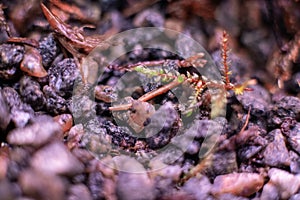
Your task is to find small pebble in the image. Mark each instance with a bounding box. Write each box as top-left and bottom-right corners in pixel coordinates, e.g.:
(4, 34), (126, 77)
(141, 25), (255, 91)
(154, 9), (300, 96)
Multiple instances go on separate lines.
(211, 173), (264, 197)
(0, 43), (24, 80)
(67, 124), (84, 150)
(265, 168), (300, 199)
(87, 171), (105, 200)
(7, 116), (61, 147)
(20, 48), (47, 78)
(236, 85), (270, 117)
(30, 141), (84, 176)
(48, 58), (80, 97)
(283, 123), (300, 154)
(114, 156), (155, 200)
(0, 146), (9, 180)
(269, 96), (300, 125)
(133, 8), (164, 27)
(204, 150), (238, 180)
(67, 184), (92, 200)
(0, 89), (10, 130)
(0, 179), (20, 199)
(19, 76), (45, 111)
(260, 182), (279, 200)
(145, 102), (180, 149)
(38, 33), (60, 68)
(53, 113), (73, 133)
(19, 169), (66, 200)
(2, 87), (34, 128)
(183, 176), (212, 200)
(290, 151), (300, 174)
(149, 160), (182, 181)
(263, 129), (290, 167)
(290, 193), (300, 200)
(43, 85), (69, 115)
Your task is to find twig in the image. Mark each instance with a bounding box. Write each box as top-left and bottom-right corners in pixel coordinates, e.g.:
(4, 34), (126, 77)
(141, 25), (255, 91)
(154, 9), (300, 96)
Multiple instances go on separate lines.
(109, 80), (181, 111)
(239, 107), (251, 134)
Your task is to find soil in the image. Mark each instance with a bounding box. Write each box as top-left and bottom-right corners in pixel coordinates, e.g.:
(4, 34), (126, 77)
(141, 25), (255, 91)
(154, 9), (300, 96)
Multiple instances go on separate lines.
(0, 0), (299, 200)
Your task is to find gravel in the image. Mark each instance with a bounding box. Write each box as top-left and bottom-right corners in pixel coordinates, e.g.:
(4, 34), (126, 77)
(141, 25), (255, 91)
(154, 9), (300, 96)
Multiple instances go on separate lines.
(30, 142), (84, 176)
(0, 0), (299, 199)
(211, 173), (264, 197)
(262, 129), (290, 167)
(262, 168), (300, 199)
(7, 116), (61, 147)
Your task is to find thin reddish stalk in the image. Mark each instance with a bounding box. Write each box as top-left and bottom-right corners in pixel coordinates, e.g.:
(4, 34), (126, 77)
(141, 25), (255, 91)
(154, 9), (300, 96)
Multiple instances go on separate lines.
(221, 31), (230, 87)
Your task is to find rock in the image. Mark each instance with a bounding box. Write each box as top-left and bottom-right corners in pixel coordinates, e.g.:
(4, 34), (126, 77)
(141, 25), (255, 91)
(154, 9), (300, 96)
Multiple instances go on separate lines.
(0, 179), (20, 200)
(38, 33), (60, 68)
(67, 184), (92, 200)
(116, 172), (155, 200)
(160, 190), (197, 200)
(151, 175), (174, 198)
(100, 120), (135, 149)
(31, 142), (84, 176)
(204, 150), (238, 180)
(87, 171), (105, 200)
(19, 169), (66, 200)
(145, 102), (180, 149)
(290, 151), (300, 174)
(183, 176), (212, 200)
(0, 146), (9, 181)
(2, 87), (34, 128)
(133, 8), (164, 27)
(276, 96), (300, 119)
(269, 96), (300, 125)
(171, 119), (224, 157)
(149, 163), (182, 182)
(263, 129), (290, 167)
(237, 145), (263, 161)
(150, 145), (183, 166)
(67, 124), (85, 150)
(102, 178), (117, 200)
(211, 173), (264, 197)
(182, 119), (224, 140)
(149, 162), (182, 196)
(185, 141), (200, 155)
(267, 168), (300, 199)
(0, 44), (24, 80)
(260, 182), (279, 200)
(43, 85), (70, 115)
(217, 193), (250, 200)
(115, 156), (155, 200)
(86, 161), (117, 200)
(236, 85), (270, 117)
(7, 116), (61, 147)
(283, 123), (300, 154)
(48, 58), (80, 97)
(290, 193), (300, 200)
(6, 146), (32, 181)
(19, 76), (45, 111)
(0, 89), (10, 130)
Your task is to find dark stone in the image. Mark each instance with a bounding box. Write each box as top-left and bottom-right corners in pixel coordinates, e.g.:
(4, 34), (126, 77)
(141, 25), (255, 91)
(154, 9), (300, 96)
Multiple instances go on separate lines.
(0, 44), (24, 80)
(0, 89), (10, 130)
(38, 34), (60, 68)
(48, 58), (80, 97)
(19, 76), (45, 111)
(263, 129), (290, 167)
